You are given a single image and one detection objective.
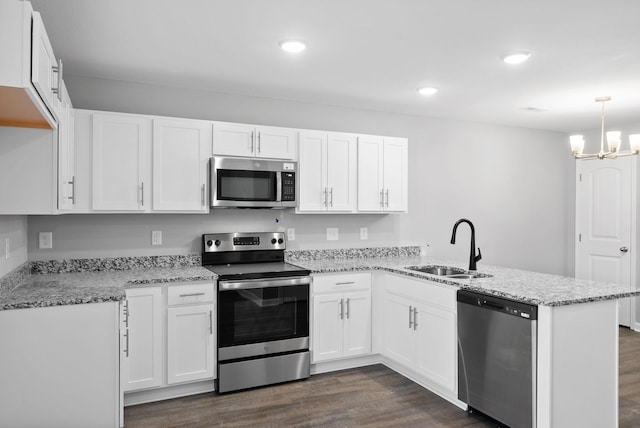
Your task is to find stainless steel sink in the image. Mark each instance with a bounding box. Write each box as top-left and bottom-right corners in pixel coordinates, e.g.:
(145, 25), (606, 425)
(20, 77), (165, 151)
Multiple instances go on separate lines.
(405, 265), (493, 279)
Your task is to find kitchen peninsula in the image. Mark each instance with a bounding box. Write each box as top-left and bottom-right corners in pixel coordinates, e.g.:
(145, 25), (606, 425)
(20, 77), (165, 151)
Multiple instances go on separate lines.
(0, 248), (634, 428)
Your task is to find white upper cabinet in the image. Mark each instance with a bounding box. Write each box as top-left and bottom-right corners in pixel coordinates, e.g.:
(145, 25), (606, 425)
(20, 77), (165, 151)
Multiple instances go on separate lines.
(92, 113), (150, 211)
(213, 121), (297, 159)
(0, 2), (57, 129)
(57, 82), (75, 211)
(152, 118), (211, 212)
(297, 131), (357, 213)
(357, 135), (408, 212)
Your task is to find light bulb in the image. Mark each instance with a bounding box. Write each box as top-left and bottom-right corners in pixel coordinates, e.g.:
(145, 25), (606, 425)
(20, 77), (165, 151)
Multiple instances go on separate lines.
(279, 40), (306, 53)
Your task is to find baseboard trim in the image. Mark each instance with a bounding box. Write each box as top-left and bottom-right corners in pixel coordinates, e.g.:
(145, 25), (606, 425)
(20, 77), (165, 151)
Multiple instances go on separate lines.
(124, 379), (216, 407)
(311, 354), (381, 375)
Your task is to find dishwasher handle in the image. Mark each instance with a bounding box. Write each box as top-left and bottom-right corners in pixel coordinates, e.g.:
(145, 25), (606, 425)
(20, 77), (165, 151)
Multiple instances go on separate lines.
(457, 290), (538, 320)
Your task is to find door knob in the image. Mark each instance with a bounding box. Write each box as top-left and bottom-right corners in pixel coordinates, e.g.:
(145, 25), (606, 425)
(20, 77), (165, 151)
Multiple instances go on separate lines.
(620, 247), (629, 253)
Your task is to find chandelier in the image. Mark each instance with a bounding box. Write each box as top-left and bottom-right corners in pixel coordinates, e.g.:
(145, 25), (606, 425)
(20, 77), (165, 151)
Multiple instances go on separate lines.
(570, 96), (640, 160)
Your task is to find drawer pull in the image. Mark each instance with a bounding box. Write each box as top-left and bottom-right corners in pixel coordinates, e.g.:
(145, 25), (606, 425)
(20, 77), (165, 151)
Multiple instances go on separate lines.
(179, 292), (206, 298)
(335, 281), (355, 286)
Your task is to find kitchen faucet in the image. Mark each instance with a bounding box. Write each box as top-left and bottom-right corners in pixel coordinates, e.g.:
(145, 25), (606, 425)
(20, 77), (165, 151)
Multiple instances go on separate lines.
(450, 218), (482, 271)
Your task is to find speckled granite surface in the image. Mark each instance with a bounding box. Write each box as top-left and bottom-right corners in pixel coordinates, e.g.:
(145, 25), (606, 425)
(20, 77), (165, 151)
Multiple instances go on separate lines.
(292, 255), (640, 307)
(0, 262), (31, 293)
(0, 266), (216, 311)
(31, 254), (202, 274)
(285, 246), (421, 262)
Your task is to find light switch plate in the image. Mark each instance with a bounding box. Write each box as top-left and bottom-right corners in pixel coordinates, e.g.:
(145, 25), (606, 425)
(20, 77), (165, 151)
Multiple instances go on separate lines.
(326, 228), (339, 241)
(360, 227), (368, 240)
(152, 231), (162, 246)
(38, 232), (53, 249)
(287, 228), (295, 241)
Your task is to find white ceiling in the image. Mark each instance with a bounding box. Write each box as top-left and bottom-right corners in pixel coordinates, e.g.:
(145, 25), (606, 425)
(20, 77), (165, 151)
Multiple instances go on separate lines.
(31, 0), (640, 132)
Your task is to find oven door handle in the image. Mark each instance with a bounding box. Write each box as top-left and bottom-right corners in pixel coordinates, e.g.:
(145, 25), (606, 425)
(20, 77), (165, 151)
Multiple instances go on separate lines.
(219, 276), (310, 290)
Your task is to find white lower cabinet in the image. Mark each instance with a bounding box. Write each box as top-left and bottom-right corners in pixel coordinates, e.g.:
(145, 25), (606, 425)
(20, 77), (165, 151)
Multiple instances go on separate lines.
(382, 274), (457, 394)
(123, 282), (216, 396)
(312, 272), (372, 362)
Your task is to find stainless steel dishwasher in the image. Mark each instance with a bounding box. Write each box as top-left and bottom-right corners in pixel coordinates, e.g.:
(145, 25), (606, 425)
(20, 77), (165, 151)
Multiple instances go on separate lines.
(457, 290), (537, 428)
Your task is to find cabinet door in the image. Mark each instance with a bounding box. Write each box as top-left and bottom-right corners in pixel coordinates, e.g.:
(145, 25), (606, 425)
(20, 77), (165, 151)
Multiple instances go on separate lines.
(414, 303), (457, 392)
(123, 287), (162, 391)
(326, 133), (356, 212)
(167, 304), (215, 384)
(31, 12), (57, 118)
(383, 138), (408, 212)
(312, 293), (344, 362)
(298, 131), (328, 212)
(382, 293), (414, 366)
(357, 135), (384, 212)
(152, 118), (211, 212)
(93, 114), (149, 211)
(343, 291), (372, 357)
(212, 122), (254, 157)
(255, 125), (296, 159)
(57, 83), (75, 211)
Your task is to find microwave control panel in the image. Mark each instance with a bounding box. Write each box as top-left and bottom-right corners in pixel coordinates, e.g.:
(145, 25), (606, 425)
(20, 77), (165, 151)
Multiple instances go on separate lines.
(281, 172), (296, 201)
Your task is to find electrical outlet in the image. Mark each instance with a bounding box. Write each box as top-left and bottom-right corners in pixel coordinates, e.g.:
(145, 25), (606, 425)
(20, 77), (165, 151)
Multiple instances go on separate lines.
(5, 238), (9, 259)
(326, 228), (339, 241)
(287, 228), (296, 241)
(152, 231), (162, 246)
(38, 232), (53, 249)
(360, 227), (368, 240)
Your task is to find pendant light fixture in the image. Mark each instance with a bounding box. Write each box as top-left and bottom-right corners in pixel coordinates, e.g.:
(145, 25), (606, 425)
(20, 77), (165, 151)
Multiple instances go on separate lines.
(570, 97), (640, 160)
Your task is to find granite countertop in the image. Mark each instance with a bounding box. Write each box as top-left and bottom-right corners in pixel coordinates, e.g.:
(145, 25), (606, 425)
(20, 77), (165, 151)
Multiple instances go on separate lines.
(291, 255), (640, 307)
(0, 266), (217, 311)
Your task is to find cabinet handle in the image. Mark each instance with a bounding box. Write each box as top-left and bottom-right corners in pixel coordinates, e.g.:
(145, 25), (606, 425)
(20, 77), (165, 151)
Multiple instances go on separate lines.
(250, 131), (255, 153)
(335, 281), (355, 286)
(380, 189), (384, 207)
(67, 176), (76, 204)
(123, 330), (129, 357)
(346, 298), (350, 319)
(179, 292), (205, 298)
(385, 189), (389, 208)
(51, 59), (63, 102)
(140, 182), (145, 206)
(201, 184), (205, 207)
(413, 307), (418, 330)
(123, 301), (129, 328)
(323, 187), (328, 207)
(329, 187), (333, 207)
(258, 132), (261, 153)
(209, 310), (213, 335)
(340, 299), (344, 320)
(409, 305), (413, 329)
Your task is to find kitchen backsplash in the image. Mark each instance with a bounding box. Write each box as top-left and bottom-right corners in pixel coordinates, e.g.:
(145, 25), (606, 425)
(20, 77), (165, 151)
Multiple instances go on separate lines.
(285, 246), (421, 262)
(30, 254), (202, 275)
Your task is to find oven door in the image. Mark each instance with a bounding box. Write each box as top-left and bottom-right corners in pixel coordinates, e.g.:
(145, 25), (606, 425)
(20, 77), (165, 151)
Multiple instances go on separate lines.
(217, 276), (310, 361)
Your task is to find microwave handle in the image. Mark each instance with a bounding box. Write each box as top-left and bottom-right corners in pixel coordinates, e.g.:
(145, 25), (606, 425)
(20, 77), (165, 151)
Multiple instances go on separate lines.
(276, 171), (283, 202)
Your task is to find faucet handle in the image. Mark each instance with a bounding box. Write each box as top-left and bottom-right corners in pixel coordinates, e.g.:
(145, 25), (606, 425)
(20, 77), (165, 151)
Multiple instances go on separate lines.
(475, 248), (482, 262)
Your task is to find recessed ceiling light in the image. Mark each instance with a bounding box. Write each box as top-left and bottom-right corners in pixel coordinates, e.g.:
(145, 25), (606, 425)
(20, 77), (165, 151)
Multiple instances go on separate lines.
(502, 52), (531, 64)
(418, 87), (438, 96)
(279, 40), (307, 53)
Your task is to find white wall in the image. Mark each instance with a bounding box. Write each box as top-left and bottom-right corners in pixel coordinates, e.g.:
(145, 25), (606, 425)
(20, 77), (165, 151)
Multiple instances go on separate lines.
(27, 75), (571, 275)
(0, 216), (28, 278)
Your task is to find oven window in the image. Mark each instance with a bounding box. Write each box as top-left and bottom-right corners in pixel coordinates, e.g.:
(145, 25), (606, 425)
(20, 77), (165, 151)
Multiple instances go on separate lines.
(217, 170), (276, 201)
(218, 285), (309, 348)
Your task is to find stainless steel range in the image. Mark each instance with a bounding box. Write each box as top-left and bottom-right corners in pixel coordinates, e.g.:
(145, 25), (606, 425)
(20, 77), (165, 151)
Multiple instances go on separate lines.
(202, 232), (311, 393)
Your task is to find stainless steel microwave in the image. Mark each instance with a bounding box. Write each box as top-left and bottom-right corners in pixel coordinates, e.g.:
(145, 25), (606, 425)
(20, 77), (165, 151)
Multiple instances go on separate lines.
(210, 156), (297, 208)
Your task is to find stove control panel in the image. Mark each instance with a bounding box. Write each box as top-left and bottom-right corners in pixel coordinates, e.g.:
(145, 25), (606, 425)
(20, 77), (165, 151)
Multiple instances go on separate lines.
(203, 232), (286, 253)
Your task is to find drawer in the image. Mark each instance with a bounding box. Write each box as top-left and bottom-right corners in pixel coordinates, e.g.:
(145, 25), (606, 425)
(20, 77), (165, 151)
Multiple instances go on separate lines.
(168, 283), (215, 306)
(313, 272), (371, 294)
(385, 273), (457, 312)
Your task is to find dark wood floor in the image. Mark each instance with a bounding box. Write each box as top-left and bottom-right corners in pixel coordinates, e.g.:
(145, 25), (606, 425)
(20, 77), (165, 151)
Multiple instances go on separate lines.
(125, 327), (640, 427)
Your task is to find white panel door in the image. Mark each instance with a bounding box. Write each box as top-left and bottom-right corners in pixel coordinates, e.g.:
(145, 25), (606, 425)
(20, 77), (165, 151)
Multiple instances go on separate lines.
(93, 114), (149, 211)
(343, 291), (372, 358)
(153, 118), (210, 212)
(212, 122), (255, 157)
(383, 138), (408, 212)
(357, 135), (384, 211)
(576, 158), (633, 326)
(414, 303), (456, 392)
(327, 133), (356, 212)
(298, 131), (328, 212)
(256, 125), (297, 159)
(123, 287), (162, 391)
(382, 293), (414, 366)
(167, 304), (215, 384)
(312, 293), (343, 362)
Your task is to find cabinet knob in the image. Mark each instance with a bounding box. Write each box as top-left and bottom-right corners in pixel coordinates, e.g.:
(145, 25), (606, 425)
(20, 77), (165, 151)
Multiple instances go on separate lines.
(620, 246), (629, 253)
